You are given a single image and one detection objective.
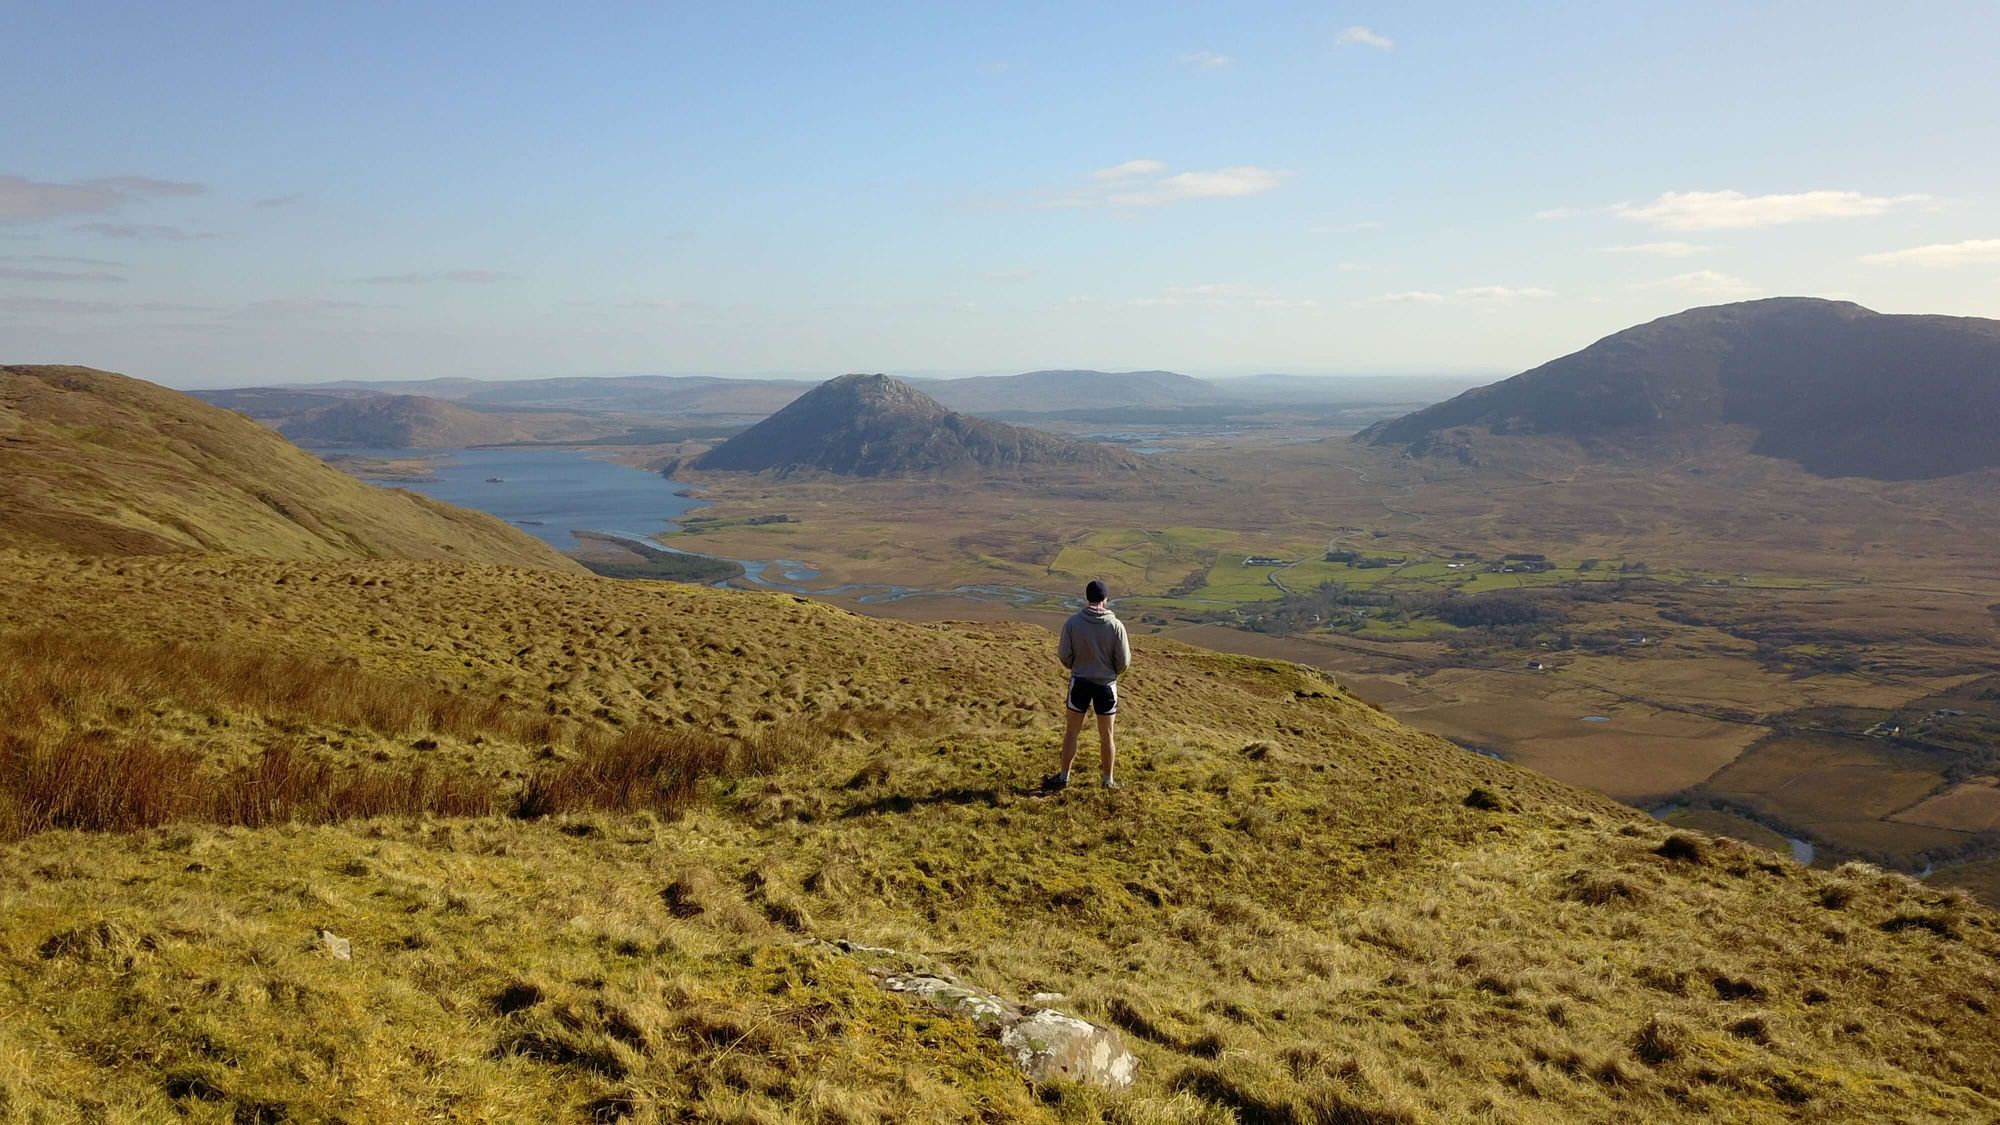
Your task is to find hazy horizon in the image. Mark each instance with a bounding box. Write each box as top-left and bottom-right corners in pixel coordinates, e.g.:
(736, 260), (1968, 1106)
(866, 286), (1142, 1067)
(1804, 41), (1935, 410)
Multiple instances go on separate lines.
(5, 3), (1998, 388)
(202, 366), (1504, 393)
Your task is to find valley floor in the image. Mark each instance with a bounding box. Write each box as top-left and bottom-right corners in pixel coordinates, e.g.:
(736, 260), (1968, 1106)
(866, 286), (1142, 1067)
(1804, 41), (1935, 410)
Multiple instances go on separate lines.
(639, 433), (2000, 894)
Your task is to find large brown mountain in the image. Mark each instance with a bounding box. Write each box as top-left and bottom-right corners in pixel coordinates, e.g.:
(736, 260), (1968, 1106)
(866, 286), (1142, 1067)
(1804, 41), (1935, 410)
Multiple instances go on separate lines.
(0, 365), (581, 569)
(1361, 298), (2000, 480)
(677, 373), (1137, 477)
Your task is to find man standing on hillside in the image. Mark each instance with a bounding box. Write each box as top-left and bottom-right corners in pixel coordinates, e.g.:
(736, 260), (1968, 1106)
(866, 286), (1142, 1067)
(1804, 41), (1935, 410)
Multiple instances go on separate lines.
(1048, 579), (1131, 790)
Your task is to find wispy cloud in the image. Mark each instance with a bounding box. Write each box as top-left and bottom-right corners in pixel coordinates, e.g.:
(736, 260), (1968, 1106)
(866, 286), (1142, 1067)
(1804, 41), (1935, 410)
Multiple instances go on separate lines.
(1359, 291), (1445, 305)
(1613, 190), (1929, 231)
(1335, 26), (1393, 50)
(1310, 220), (1382, 234)
(1108, 166), (1288, 207)
(1129, 283), (1315, 309)
(1177, 50), (1233, 69)
(1090, 159), (1168, 183)
(981, 268), (1035, 282)
(0, 265), (125, 282)
(1860, 238), (2000, 267)
(1358, 286), (1552, 307)
(1653, 270), (1760, 297)
(1050, 162), (1288, 209)
(234, 298), (370, 319)
(1534, 207), (1586, 220)
(361, 269), (512, 284)
(72, 222), (214, 241)
(0, 295), (121, 314)
(0, 174), (206, 223)
(0, 295), (288, 319)
(87, 176), (204, 198)
(1602, 241), (1709, 257)
(10, 253), (122, 267)
(255, 193), (304, 208)
(1456, 286), (1555, 302)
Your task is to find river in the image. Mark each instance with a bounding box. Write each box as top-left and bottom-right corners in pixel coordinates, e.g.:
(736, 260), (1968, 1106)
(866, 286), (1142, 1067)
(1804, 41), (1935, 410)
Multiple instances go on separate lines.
(1650, 803), (1816, 866)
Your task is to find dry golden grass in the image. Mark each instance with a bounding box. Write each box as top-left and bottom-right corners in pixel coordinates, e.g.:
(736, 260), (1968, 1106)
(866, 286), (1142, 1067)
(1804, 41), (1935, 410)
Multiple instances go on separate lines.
(0, 365), (580, 570)
(0, 625), (884, 840)
(1, 554), (1997, 1122)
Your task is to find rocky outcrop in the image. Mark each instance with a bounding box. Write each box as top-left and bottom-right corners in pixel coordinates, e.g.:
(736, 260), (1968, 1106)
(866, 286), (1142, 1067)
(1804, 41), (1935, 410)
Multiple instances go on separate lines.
(824, 940), (1137, 1090)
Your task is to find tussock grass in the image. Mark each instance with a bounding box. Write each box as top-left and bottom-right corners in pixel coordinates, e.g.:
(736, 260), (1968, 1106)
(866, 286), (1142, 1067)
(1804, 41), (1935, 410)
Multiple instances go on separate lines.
(0, 626), (883, 839)
(0, 555), (1996, 1122)
(0, 627), (553, 750)
(0, 735), (496, 837)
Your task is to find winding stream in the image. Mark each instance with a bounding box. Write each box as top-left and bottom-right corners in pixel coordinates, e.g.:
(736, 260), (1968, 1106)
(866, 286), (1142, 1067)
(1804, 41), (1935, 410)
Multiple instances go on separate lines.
(1650, 803), (1816, 866)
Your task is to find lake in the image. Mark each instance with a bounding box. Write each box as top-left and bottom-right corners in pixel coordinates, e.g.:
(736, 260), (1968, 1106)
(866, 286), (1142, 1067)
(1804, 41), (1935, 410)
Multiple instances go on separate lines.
(336, 447), (701, 551)
(337, 446), (1072, 607)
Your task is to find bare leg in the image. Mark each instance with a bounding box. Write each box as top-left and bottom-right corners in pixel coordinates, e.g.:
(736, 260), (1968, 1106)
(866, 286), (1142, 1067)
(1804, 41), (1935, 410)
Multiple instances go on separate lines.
(1059, 708), (1087, 776)
(1097, 713), (1116, 782)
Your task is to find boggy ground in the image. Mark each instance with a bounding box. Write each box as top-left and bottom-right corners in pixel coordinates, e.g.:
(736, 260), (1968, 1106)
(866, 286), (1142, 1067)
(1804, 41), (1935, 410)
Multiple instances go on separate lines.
(2, 555), (1998, 1122)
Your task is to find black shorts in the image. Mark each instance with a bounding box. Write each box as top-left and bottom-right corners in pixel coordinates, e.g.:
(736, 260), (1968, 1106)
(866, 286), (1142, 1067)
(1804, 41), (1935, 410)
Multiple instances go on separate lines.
(1067, 677), (1118, 716)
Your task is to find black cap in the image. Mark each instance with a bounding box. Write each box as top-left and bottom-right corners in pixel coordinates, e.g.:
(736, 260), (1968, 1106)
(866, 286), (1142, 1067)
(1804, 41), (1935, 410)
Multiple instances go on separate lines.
(1085, 579), (1108, 603)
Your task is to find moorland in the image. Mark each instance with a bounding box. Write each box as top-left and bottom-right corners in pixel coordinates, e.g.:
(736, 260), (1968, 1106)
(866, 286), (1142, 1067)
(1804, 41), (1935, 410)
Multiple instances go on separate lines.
(4, 357), (1999, 1121)
(5, 550), (1999, 1121)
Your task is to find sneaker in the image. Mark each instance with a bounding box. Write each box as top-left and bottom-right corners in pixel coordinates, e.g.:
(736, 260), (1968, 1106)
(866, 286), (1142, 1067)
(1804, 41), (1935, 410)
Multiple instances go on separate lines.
(1041, 773), (1069, 791)
(1101, 777), (1120, 790)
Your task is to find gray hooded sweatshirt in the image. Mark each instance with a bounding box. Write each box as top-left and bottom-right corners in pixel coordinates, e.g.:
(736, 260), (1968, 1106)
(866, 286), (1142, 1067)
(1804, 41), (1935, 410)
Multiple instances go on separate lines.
(1058, 605), (1131, 684)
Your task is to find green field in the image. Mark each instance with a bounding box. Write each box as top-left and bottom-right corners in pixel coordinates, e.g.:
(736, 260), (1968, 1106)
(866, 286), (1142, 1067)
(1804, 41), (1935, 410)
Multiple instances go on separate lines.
(1047, 526), (1238, 592)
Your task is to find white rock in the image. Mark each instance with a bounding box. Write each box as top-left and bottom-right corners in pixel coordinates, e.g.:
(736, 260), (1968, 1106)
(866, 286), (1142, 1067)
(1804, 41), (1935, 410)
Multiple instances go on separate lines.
(878, 971), (1135, 1089)
(1001, 1008), (1137, 1090)
(318, 929), (351, 961)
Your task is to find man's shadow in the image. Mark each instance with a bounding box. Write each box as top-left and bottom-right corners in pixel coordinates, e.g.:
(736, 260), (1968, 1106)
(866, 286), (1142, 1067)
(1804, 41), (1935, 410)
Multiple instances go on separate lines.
(838, 786), (1005, 818)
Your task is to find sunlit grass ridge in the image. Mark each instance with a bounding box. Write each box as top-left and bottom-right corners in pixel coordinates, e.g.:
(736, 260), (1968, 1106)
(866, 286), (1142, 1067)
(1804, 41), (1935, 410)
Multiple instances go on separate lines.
(0, 553), (1996, 1122)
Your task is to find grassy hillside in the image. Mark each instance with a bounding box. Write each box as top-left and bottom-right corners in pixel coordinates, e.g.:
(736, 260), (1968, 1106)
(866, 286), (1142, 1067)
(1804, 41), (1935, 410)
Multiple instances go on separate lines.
(1363, 298), (2000, 480)
(2, 554), (1996, 1122)
(0, 365), (580, 570)
(278, 393), (539, 448)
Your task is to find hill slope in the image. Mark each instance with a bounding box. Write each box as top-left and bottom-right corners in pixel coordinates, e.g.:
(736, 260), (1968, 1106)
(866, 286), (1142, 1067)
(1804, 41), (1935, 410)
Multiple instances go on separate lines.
(682, 372), (1137, 476)
(1, 552), (1996, 1121)
(278, 393), (537, 448)
(0, 365), (580, 569)
(1361, 298), (2000, 479)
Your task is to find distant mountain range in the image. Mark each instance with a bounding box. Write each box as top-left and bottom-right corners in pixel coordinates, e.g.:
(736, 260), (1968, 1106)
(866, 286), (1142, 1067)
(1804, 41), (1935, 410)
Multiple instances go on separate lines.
(1362, 298), (2000, 480)
(915, 369), (1223, 412)
(0, 366), (580, 568)
(675, 373), (1137, 477)
(278, 394), (544, 448)
(201, 375), (817, 421)
(196, 370), (1482, 445)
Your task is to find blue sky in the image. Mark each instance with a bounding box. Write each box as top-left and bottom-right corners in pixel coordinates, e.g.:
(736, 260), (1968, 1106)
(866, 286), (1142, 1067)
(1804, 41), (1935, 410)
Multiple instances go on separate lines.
(4, 2), (1998, 388)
